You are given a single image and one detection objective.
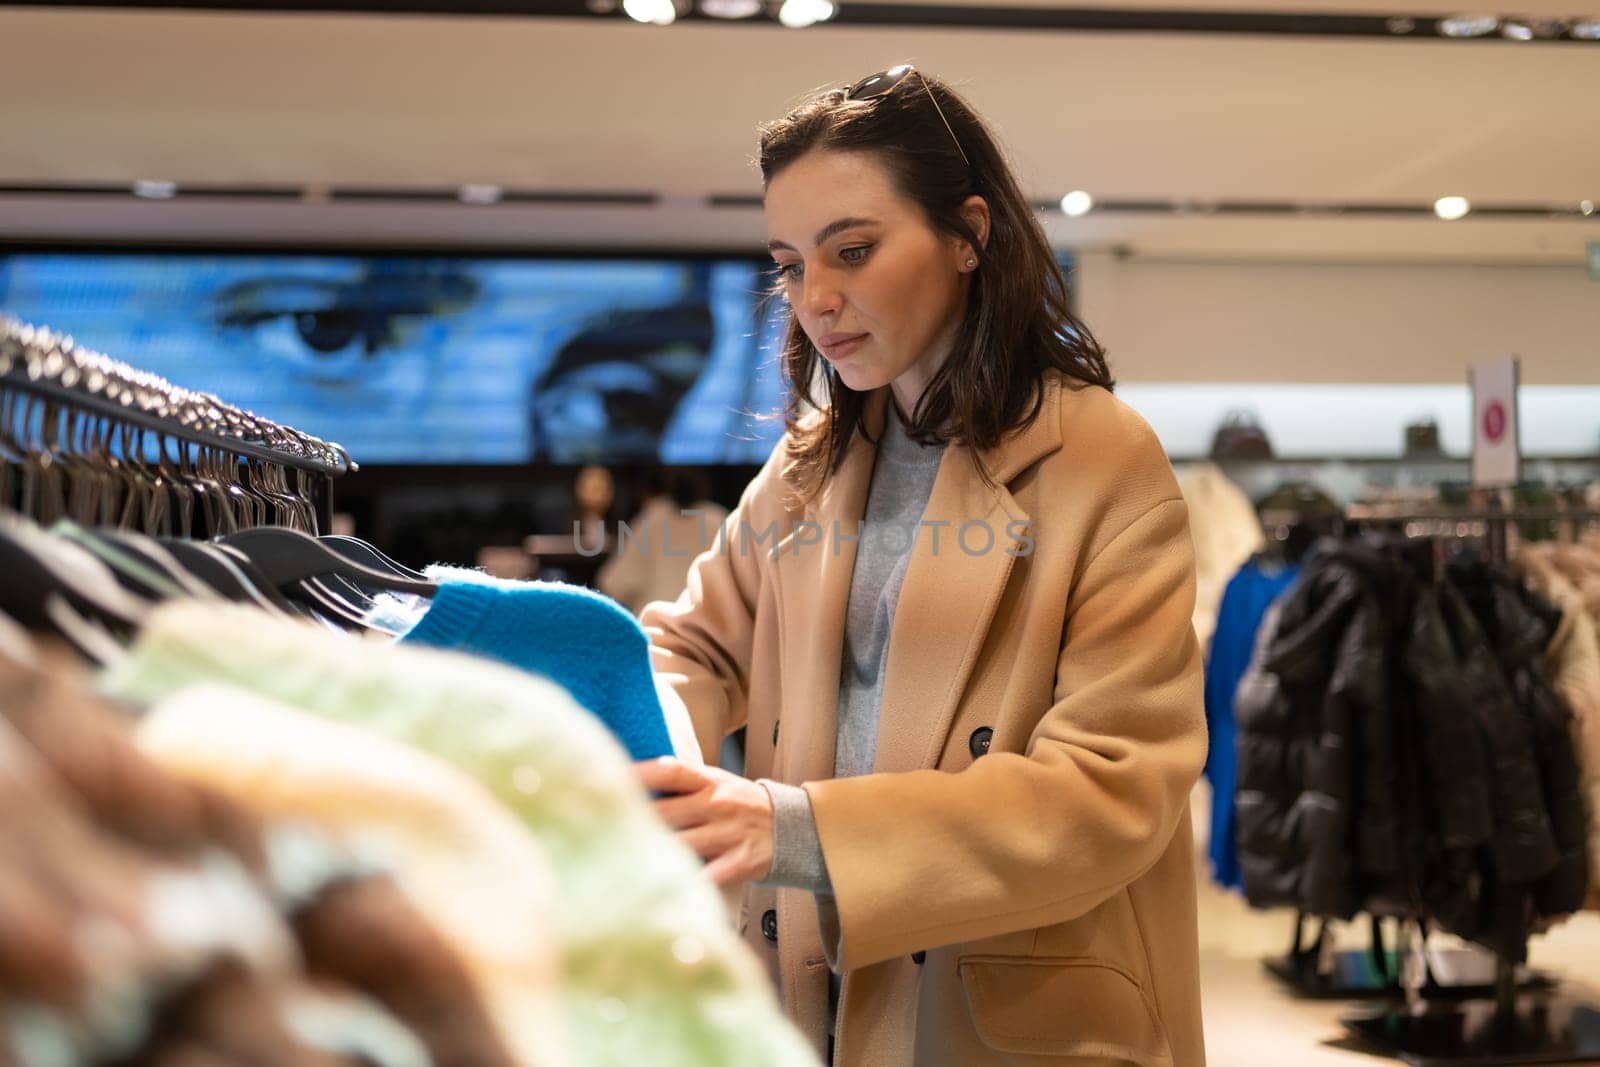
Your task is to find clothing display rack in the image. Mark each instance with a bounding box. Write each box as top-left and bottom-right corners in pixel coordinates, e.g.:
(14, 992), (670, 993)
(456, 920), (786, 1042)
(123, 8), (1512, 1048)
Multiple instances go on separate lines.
(1330, 502), (1600, 1066)
(0, 317), (821, 1066)
(0, 316), (354, 535)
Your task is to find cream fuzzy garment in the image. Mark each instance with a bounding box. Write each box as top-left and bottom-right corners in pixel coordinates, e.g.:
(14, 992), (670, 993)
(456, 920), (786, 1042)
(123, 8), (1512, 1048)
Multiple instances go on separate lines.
(101, 602), (818, 1067)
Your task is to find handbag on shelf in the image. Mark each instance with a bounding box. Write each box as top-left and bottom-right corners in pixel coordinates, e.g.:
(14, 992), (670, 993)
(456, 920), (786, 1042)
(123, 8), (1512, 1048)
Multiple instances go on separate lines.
(1209, 409), (1275, 461)
(1403, 417), (1444, 459)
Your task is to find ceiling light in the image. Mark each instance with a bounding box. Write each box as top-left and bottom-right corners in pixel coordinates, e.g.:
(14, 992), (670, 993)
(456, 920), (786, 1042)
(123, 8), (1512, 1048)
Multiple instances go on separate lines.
(778, 0), (835, 28)
(1581, 200), (1596, 216)
(1434, 195), (1471, 220)
(623, 0), (677, 24)
(1438, 14), (1500, 36)
(1570, 19), (1600, 38)
(1499, 19), (1534, 38)
(700, 0), (761, 16)
(131, 180), (178, 200)
(458, 184), (503, 205)
(1060, 190), (1094, 217)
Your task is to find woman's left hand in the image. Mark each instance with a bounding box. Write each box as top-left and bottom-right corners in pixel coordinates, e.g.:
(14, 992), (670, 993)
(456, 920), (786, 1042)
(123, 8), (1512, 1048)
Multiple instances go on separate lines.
(637, 757), (774, 888)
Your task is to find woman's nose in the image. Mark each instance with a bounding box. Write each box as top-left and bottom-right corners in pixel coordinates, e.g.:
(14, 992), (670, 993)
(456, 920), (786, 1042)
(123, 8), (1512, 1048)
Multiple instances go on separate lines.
(800, 268), (843, 319)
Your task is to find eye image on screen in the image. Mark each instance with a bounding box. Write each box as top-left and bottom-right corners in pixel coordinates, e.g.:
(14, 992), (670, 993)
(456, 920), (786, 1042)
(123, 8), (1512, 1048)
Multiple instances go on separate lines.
(210, 260), (483, 382)
(0, 252), (787, 465)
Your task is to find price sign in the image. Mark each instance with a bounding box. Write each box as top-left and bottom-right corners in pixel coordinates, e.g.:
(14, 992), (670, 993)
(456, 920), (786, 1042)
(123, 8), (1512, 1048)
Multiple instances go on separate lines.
(1470, 356), (1520, 488)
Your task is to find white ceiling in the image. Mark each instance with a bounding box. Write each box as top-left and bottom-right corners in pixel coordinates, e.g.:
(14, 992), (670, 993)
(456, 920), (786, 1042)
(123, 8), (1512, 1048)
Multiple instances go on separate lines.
(1, 4), (1597, 263)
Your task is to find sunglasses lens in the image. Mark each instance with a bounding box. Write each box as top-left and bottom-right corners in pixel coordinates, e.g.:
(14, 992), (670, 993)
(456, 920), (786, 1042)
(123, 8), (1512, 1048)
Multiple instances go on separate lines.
(847, 64), (913, 100)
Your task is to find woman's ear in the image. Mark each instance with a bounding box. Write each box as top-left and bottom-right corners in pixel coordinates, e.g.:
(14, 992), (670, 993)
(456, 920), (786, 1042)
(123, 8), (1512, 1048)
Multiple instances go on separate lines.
(959, 195), (992, 257)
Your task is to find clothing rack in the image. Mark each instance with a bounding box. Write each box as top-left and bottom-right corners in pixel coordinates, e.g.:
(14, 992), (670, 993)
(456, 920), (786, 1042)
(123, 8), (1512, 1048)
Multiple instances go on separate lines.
(1332, 503), (1600, 1066)
(1, 316), (354, 534)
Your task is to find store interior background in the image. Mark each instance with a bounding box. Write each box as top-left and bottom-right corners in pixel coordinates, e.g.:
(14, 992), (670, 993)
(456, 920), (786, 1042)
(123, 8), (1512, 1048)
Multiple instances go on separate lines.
(3, 1), (1599, 1062)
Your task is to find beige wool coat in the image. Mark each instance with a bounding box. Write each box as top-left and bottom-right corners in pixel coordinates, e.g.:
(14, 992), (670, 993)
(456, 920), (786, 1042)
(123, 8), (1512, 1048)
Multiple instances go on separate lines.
(642, 373), (1208, 1066)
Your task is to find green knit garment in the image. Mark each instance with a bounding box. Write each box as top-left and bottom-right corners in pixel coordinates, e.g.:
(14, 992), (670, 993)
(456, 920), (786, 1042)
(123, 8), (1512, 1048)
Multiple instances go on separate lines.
(100, 601), (816, 1067)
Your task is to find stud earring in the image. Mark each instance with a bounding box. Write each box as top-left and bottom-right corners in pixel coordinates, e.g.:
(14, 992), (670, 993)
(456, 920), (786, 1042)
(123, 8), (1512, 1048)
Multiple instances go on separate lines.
(966, 258), (977, 269)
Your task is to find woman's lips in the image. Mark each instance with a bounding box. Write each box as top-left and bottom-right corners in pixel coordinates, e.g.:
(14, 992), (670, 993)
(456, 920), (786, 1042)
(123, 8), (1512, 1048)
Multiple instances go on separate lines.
(820, 333), (868, 359)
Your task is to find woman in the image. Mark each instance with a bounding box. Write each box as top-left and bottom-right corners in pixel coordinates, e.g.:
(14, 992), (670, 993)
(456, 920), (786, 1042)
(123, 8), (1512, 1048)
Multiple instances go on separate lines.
(638, 66), (1206, 1066)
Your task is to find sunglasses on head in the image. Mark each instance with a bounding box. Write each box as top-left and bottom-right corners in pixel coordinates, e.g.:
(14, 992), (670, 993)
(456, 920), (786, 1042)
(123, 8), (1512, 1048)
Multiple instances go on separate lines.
(845, 64), (972, 169)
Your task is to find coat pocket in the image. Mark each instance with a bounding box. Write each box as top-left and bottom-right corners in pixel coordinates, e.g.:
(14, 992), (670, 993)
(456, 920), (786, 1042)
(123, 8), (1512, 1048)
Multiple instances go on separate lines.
(958, 955), (1172, 1064)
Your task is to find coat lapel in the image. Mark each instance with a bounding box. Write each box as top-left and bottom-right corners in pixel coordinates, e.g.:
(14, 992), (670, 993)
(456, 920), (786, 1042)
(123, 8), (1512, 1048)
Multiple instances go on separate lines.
(778, 375), (1067, 780)
(874, 375), (1065, 773)
(775, 393), (885, 786)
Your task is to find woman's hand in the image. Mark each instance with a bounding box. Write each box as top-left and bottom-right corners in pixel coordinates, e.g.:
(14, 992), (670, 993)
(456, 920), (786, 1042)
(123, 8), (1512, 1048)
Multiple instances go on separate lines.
(637, 758), (774, 888)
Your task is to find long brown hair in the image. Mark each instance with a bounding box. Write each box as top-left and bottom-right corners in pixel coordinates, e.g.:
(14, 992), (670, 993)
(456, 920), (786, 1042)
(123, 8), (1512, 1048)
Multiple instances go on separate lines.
(758, 69), (1113, 490)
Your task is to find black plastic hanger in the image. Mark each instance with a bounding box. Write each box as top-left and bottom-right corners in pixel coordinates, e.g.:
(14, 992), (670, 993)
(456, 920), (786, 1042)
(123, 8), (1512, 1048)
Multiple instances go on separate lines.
(221, 527), (437, 597)
(206, 542), (323, 618)
(51, 523), (193, 602)
(160, 539), (304, 617)
(0, 521), (146, 665)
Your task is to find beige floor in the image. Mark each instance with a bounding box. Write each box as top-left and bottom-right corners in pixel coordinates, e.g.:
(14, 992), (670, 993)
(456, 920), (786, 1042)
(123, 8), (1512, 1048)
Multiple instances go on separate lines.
(1192, 785), (1600, 1066)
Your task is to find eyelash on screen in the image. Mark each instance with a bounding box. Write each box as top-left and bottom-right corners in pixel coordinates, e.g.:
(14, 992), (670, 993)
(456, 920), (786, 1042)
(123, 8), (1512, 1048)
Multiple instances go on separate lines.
(775, 245), (872, 279)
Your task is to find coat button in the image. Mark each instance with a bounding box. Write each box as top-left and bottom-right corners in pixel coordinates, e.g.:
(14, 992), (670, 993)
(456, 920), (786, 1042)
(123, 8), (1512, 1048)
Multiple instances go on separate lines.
(761, 909), (778, 943)
(912, 951), (926, 965)
(772, 721), (779, 746)
(969, 727), (994, 759)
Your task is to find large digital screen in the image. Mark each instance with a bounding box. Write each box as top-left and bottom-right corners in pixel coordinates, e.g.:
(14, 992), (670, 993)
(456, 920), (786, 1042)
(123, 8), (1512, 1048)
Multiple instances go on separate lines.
(0, 253), (789, 465)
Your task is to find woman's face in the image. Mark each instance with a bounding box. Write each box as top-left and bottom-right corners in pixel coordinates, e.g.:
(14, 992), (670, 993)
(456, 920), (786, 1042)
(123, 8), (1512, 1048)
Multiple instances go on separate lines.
(765, 150), (984, 411)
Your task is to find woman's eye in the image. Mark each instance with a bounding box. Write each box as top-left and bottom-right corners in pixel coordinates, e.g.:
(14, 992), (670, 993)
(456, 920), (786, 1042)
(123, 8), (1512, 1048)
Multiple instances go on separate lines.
(774, 263), (801, 281)
(840, 245), (872, 265)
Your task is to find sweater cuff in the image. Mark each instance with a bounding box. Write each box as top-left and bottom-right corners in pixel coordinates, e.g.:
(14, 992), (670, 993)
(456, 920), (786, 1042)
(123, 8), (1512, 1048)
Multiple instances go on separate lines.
(756, 779), (833, 894)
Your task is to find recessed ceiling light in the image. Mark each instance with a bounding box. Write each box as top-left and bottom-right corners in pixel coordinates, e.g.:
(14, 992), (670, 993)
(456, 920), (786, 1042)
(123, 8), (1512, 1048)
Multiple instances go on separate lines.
(1060, 190), (1094, 217)
(623, 0), (677, 24)
(131, 180), (178, 200)
(778, 0), (835, 28)
(1499, 19), (1534, 39)
(700, 0), (761, 16)
(458, 184), (503, 205)
(1438, 14), (1500, 37)
(1570, 18), (1600, 38)
(1434, 195), (1471, 220)
(1581, 200), (1596, 216)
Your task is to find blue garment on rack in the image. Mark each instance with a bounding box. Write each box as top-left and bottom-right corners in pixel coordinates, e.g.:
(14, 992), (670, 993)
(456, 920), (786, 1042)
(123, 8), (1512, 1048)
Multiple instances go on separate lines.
(400, 570), (675, 763)
(1205, 557), (1301, 890)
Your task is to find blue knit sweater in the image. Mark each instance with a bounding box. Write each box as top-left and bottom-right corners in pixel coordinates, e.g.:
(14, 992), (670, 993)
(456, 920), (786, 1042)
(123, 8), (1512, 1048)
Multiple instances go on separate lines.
(400, 572), (675, 763)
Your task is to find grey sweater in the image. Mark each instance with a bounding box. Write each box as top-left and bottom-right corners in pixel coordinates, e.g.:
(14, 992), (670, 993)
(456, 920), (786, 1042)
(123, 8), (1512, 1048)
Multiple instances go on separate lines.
(759, 402), (946, 893)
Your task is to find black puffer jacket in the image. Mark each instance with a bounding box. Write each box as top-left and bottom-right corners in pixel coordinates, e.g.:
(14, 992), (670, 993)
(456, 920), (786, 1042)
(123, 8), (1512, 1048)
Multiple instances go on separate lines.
(1234, 540), (1394, 918)
(1233, 536), (1588, 962)
(1451, 564), (1589, 917)
(1438, 572), (1561, 886)
(1401, 580), (1493, 936)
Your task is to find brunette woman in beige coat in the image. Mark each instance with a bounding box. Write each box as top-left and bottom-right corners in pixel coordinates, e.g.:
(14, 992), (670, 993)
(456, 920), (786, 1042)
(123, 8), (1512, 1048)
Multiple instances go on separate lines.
(637, 66), (1207, 1066)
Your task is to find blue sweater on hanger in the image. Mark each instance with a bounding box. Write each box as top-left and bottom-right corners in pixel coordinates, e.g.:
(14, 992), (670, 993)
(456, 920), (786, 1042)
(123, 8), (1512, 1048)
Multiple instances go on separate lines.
(400, 569), (675, 763)
(1205, 556), (1301, 890)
